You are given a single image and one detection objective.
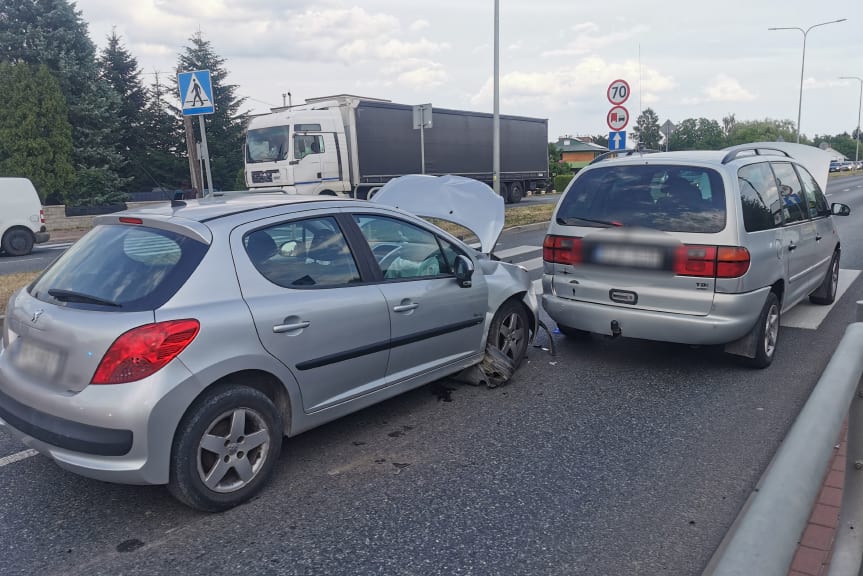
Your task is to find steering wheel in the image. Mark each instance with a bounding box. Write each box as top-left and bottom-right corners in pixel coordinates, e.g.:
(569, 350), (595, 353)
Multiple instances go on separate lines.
(377, 246), (404, 272)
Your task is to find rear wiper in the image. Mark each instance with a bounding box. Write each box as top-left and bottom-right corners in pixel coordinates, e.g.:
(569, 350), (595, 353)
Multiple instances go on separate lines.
(48, 289), (121, 307)
(557, 216), (623, 227)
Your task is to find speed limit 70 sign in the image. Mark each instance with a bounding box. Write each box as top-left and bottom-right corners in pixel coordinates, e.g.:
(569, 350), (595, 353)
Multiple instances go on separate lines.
(607, 79), (631, 105)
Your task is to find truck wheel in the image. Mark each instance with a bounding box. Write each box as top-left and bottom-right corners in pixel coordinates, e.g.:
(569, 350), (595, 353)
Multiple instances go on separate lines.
(506, 182), (524, 204)
(2, 228), (35, 257)
(168, 385), (283, 512)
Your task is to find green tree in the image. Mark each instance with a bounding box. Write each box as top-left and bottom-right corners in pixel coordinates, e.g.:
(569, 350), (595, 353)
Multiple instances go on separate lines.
(591, 134), (609, 148)
(0, 63), (75, 202)
(727, 118), (798, 146)
(0, 0), (126, 204)
(98, 29), (148, 190)
(172, 32), (248, 190)
(548, 142), (569, 177)
(813, 133), (858, 160)
(668, 118), (726, 150)
(632, 108), (661, 149)
(140, 72), (187, 189)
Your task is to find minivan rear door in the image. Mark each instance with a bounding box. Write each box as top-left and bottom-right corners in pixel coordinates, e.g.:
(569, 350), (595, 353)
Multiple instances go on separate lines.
(547, 164), (728, 316)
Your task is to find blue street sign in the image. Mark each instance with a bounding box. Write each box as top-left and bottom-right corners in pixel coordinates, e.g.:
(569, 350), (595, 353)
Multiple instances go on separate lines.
(178, 70), (215, 116)
(608, 131), (627, 151)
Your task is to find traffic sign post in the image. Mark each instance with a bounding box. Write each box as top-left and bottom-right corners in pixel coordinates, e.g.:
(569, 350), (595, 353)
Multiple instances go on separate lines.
(412, 103), (432, 174)
(608, 131), (627, 151)
(178, 70), (215, 196)
(607, 105), (630, 132)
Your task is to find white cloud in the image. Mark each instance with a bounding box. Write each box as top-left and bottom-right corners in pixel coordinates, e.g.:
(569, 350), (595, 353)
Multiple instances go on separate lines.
(543, 24), (649, 58)
(409, 19), (430, 32)
(683, 74), (755, 105)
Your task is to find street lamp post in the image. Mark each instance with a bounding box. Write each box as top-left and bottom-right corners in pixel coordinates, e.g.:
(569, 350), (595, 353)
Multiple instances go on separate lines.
(768, 18), (847, 143)
(493, 0), (500, 196)
(839, 76), (863, 168)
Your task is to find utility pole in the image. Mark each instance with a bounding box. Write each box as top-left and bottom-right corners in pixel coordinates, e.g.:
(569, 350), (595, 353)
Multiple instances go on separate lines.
(184, 117), (202, 196)
(493, 0), (500, 196)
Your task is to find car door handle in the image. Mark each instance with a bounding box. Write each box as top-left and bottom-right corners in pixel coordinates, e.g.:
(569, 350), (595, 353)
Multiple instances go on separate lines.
(273, 321), (311, 333)
(393, 303), (419, 313)
(317, 172), (322, 179)
(787, 242), (797, 252)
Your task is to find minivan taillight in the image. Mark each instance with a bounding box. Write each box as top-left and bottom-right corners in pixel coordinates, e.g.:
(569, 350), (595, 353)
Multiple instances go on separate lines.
(543, 234), (583, 265)
(674, 245), (750, 279)
(91, 319), (200, 384)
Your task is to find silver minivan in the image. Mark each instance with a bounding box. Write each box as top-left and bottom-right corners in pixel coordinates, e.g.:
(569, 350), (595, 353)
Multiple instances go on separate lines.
(542, 143), (851, 367)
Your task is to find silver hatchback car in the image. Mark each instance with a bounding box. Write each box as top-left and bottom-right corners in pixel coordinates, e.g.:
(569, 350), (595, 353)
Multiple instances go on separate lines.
(0, 175), (537, 511)
(542, 143), (850, 368)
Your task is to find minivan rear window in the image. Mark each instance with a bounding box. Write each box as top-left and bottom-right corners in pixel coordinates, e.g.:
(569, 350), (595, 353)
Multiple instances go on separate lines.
(29, 224), (208, 312)
(557, 165), (726, 233)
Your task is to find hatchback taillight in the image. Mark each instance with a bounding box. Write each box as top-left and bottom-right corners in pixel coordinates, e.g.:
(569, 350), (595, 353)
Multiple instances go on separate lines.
(674, 245), (750, 279)
(91, 319), (200, 384)
(543, 234), (583, 266)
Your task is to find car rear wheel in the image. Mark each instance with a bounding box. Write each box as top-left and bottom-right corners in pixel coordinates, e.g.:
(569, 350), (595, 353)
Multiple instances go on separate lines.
(169, 386), (283, 512)
(2, 228), (34, 257)
(747, 291), (780, 369)
(809, 251), (840, 305)
(483, 299), (530, 387)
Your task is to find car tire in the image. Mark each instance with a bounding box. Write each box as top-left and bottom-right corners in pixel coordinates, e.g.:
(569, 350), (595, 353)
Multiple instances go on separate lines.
(809, 251), (840, 305)
(507, 182), (524, 204)
(168, 386), (283, 512)
(2, 228), (34, 257)
(746, 291), (780, 369)
(484, 299), (530, 387)
(556, 323), (591, 339)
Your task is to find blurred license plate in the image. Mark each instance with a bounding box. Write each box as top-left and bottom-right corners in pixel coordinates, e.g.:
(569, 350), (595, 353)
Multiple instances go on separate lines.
(14, 339), (62, 378)
(592, 244), (663, 269)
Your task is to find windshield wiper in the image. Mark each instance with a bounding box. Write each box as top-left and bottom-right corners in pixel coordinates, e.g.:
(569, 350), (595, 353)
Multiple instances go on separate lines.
(48, 289), (121, 307)
(557, 216), (623, 227)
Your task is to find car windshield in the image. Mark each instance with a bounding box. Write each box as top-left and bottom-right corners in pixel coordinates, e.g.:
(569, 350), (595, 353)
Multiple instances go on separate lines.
(246, 126), (290, 163)
(557, 164), (727, 233)
(29, 224), (208, 312)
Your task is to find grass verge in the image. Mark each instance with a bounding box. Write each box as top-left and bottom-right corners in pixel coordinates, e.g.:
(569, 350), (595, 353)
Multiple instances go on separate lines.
(0, 272), (39, 316)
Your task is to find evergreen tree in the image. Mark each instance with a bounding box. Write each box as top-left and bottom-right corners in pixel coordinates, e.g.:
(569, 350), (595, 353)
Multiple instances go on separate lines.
(172, 31), (248, 190)
(0, 63), (75, 203)
(0, 0), (126, 204)
(141, 72), (186, 189)
(98, 29), (148, 190)
(632, 108), (662, 149)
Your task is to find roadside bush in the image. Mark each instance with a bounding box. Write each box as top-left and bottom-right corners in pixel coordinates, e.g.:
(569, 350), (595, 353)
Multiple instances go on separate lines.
(554, 174), (574, 193)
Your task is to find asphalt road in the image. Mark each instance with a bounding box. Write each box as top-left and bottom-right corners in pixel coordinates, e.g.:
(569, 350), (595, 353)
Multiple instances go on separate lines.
(0, 175), (862, 576)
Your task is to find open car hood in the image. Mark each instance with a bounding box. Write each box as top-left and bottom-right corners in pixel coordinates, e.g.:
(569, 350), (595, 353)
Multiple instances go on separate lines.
(371, 174), (505, 253)
(723, 142), (831, 193)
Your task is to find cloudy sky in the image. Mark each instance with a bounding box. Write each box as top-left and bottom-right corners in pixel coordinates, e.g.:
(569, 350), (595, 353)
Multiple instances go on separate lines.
(75, 0), (861, 140)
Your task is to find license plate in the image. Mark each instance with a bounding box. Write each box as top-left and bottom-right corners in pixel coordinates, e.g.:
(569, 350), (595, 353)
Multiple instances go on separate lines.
(14, 339), (62, 379)
(592, 244), (664, 269)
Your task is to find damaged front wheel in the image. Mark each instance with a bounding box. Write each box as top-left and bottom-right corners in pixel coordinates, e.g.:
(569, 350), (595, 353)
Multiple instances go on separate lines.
(483, 300), (530, 387)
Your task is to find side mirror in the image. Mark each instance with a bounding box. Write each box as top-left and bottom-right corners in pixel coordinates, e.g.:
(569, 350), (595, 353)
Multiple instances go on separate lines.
(454, 255), (474, 288)
(831, 203), (851, 217)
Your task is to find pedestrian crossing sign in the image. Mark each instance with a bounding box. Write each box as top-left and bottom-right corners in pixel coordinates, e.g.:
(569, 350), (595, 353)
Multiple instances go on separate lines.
(178, 70), (215, 116)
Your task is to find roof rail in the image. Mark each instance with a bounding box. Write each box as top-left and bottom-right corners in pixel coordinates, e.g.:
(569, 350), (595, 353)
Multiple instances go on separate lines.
(721, 146), (792, 164)
(588, 148), (662, 165)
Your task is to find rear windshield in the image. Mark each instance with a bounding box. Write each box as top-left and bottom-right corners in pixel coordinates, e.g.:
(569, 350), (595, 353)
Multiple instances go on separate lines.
(29, 224), (208, 312)
(557, 164), (727, 233)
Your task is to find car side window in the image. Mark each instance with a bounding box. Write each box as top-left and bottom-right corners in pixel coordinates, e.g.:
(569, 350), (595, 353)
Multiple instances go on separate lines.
(243, 216), (361, 288)
(737, 163), (783, 232)
(770, 162), (808, 225)
(353, 215), (452, 280)
(794, 164), (831, 218)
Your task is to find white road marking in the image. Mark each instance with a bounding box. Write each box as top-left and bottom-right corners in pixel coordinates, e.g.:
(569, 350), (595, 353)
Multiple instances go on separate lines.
(517, 256), (544, 271)
(0, 258), (40, 263)
(781, 269), (862, 330)
(842, 188), (851, 192)
(495, 245), (541, 259)
(0, 449), (38, 468)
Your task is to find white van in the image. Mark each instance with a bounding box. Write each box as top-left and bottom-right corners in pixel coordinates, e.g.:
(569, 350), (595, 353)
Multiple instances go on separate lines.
(0, 178), (50, 256)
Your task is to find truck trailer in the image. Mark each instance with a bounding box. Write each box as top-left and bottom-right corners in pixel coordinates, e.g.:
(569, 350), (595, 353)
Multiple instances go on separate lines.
(244, 95), (548, 203)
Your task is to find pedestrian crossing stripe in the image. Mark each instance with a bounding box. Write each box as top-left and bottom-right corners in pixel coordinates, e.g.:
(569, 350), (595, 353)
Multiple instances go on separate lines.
(178, 70), (215, 116)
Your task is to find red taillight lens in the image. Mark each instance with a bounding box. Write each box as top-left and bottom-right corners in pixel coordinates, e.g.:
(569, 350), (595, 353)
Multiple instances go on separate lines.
(543, 234), (583, 265)
(674, 245), (750, 279)
(674, 245), (717, 277)
(39, 209), (45, 225)
(716, 246), (750, 278)
(91, 319), (200, 384)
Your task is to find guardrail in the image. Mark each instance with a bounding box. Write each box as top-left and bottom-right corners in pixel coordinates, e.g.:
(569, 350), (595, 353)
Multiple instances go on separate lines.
(704, 301), (863, 576)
